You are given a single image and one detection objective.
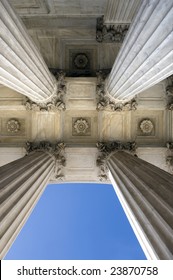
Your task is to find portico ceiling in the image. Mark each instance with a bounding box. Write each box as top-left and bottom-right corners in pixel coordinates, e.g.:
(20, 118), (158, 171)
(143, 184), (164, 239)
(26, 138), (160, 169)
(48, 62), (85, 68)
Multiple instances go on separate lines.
(8, 0), (141, 72)
(0, 0), (173, 181)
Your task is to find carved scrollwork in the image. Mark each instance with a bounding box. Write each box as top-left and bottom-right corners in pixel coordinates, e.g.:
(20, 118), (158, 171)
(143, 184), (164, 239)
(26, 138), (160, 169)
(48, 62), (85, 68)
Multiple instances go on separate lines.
(96, 16), (129, 43)
(96, 71), (137, 111)
(24, 71), (66, 112)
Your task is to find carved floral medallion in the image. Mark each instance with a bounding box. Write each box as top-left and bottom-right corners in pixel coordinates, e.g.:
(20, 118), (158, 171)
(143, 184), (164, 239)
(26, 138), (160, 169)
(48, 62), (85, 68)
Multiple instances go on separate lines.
(74, 53), (89, 69)
(140, 119), (154, 134)
(73, 119), (89, 134)
(6, 119), (20, 133)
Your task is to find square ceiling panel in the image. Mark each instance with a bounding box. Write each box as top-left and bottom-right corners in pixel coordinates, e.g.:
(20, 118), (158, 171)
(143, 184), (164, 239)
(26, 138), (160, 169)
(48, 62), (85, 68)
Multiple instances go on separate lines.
(65, 45), (98, 77)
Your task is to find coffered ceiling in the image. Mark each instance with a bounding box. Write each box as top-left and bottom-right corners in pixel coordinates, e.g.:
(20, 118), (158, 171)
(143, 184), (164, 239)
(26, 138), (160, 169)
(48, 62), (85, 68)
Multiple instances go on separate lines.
(8, 0), (140, 73)
(1, 1), (173, 181)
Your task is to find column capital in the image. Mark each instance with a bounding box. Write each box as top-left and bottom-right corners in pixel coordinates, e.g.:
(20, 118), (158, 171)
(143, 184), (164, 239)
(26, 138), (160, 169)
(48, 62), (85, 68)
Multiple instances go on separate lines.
(166, 142), (173, 174)
(166, 75), (173, 111)
(96, 141), (137, 181)
(96, 16), (129, 43)
(24, 71), (66, 112)
(96, 71), (137, 111)
(25, 141), (66, 181)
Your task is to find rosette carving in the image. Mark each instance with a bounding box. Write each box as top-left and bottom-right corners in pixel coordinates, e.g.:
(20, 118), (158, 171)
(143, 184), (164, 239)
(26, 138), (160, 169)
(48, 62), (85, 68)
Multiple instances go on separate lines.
(6, 119), (20, 133)
(74, 119), (89, 134)
(140, 119), (154, 134)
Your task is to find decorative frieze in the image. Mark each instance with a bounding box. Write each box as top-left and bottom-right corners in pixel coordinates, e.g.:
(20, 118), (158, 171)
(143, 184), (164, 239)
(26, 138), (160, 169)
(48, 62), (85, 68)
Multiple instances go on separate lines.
(96, 141), (137, 181)
(96, 16), (129, 43)
(25, 141), (66, 181)
(96, 71), (137, 111)
(24, 71), (66, 112)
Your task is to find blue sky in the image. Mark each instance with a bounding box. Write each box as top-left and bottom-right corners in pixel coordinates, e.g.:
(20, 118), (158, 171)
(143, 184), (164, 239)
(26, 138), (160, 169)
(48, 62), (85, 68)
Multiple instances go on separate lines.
(4, 183), (146, 260)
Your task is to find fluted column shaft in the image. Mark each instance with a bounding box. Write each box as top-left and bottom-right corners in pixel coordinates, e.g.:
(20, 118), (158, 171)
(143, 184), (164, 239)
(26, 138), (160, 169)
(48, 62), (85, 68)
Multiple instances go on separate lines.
(107, 151), (173, 260)
(104, 0), (141, 24)
(106, 0), (173, 101)
(0, 151), (55, 259)
(0, 0), (57, 103)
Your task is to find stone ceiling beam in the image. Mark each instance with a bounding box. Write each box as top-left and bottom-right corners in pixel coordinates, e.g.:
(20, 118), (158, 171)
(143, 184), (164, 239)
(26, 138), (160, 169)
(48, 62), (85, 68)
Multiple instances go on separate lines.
(0, 0), (57, 103)
(106, 0), (173, 101)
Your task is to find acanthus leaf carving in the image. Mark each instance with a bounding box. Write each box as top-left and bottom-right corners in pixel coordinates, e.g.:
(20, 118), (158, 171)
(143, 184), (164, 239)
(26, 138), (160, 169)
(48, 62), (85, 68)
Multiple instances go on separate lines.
(96, 141), (137, 181)
(166, 75), (173, 110)
(96, 71), (137, 111)
(96, 16), (129, 43)
(166, 141), (173, 174)
(24, 71), (66, 112)
(25, 141), (66, 181)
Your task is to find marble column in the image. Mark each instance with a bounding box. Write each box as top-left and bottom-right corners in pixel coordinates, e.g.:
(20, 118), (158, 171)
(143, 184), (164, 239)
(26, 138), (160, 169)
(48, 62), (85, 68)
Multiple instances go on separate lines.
(0, 151), (55, 259)
(107, 151), (173, 260)
(0, 0), (57, 103)
(106, 0), (173, 101)
(104, 0), (141, 24)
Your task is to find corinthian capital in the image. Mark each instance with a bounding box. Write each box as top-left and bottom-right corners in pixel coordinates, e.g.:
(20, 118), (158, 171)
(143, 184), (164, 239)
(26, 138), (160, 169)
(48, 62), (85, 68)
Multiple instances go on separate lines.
(24, 71), (66, 112)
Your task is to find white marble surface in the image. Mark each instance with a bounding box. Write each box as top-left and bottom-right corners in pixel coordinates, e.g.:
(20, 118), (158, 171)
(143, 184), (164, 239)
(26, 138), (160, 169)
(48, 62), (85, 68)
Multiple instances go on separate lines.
(0, 0), (57, 102)
(107, 0), (173, 100)
(104, 0), (141, 24)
